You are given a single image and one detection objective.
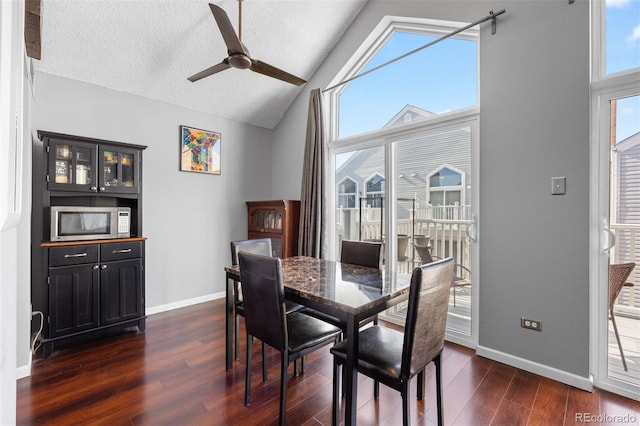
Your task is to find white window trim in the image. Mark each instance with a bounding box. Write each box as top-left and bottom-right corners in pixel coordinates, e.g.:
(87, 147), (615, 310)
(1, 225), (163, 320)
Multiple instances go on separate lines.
(589, 0), (640, 400)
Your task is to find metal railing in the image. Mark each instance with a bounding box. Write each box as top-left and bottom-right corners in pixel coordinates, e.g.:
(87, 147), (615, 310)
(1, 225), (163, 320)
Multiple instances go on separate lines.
(610, 223), (640, 315)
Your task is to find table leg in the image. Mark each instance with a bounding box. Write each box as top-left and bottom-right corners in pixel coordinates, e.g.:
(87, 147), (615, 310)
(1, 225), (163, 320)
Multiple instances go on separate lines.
(344, 313), (358, 426)
(226, 273), (234, 370)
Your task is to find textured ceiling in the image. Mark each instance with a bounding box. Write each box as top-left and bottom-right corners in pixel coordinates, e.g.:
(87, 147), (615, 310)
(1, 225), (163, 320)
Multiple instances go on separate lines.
(34, 0), (367, 129)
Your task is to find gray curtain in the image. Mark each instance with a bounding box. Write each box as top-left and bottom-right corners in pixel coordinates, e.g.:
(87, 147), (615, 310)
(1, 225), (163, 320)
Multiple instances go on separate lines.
(298, 89), (325, 258)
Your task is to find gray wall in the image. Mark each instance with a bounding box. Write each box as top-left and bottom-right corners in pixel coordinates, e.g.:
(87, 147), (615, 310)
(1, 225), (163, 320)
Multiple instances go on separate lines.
(22, 72), (274, 365)
(272, 0), (590, 379)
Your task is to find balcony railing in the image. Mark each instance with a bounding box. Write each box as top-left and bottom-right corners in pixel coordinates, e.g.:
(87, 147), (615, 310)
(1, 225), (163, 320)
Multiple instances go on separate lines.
(336, 206), (473, 278)
(610, 223), (640, 316)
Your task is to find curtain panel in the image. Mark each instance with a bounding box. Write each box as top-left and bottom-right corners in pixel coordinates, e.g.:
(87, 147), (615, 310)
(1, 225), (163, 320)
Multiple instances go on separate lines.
(298, 89), (326, 258)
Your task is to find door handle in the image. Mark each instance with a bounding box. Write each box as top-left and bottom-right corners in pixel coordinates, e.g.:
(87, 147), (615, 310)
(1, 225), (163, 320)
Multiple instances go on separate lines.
(466, 214), (478, 242)
(113, 248), (132, 254)
(602, 217), (615, 254)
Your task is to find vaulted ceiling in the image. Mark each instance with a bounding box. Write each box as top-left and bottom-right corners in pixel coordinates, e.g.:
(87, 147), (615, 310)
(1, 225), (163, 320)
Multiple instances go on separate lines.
(34, 0), (367, 129)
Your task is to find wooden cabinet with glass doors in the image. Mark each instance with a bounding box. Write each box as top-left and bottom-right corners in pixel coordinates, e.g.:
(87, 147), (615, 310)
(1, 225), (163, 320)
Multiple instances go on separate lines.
(246, 200), (300, 258)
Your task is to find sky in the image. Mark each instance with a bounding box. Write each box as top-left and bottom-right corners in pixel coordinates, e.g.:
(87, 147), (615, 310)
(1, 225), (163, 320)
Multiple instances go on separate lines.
(607, 0), (640, 142)
(336, 2), (639, 143)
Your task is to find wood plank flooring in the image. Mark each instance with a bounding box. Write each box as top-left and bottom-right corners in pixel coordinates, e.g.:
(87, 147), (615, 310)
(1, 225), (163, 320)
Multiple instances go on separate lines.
(17, 299), (640, 425)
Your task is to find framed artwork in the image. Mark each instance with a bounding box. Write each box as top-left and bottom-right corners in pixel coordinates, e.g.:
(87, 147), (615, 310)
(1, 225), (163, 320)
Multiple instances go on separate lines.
(180, 125), (221, 174)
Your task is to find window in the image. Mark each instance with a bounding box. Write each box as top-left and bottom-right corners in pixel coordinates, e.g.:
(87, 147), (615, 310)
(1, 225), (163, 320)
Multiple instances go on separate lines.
(329, 16), (478, 340)
(603, 0), (640, 75)
(332, 17), (478, 139)
(337, 177), (357, 208)
(364, 173), (385, 208)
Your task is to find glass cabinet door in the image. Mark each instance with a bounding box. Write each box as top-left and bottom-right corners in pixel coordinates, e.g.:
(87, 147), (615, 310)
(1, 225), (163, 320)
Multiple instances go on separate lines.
(100, 149), (138, 193)
(48, 140), (96, 191)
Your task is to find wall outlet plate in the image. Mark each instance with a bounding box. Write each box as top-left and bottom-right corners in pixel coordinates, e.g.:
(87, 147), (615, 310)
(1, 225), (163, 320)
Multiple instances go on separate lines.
(521, 317), (542, 331)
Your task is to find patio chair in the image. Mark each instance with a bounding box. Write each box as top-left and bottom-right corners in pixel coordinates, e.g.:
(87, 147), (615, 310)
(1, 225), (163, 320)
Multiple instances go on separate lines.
(608, 262), (636, 372)
(414, 241), (471, 307)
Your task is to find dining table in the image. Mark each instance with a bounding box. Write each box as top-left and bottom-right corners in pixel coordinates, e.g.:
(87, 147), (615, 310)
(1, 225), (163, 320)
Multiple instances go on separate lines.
(224, 255), (412, 426)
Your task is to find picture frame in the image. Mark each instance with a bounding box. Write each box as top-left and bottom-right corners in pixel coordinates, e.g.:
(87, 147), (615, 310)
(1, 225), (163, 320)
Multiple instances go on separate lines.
(180, 125), (221, 175)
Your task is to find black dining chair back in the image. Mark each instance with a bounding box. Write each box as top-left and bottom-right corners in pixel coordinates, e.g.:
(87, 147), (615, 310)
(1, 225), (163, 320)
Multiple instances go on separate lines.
(230, 238), (272, 265)
(340, 240), (382, 268)
(330, 257), (454, 426)
(239, 252), (341, 426)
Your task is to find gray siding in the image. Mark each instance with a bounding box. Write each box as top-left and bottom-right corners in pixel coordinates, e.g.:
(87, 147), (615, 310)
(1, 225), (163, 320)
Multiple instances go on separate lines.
(337, 127), (472, 217)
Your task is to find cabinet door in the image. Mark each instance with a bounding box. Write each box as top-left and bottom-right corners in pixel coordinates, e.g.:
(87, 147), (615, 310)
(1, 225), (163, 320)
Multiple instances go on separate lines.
(47, 139), (98, 192)
(99, 147), (140, 194)
(48, 264), (100, 337)
(100, 259), (143, 325)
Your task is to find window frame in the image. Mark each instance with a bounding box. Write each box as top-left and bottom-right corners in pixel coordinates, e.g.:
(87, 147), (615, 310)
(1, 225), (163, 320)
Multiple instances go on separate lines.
(326, 15), (479, 143)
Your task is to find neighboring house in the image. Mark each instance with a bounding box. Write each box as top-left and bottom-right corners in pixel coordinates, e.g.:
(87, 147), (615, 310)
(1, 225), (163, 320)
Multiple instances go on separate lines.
(611, 131), (640, 313)
(336, 104), (472, 220)
(612, 131), (640, 225)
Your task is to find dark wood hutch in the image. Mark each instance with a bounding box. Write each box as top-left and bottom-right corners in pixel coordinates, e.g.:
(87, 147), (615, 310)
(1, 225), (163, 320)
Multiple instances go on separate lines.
(31, 131), (147, 357)
(246, 200), (300, 258)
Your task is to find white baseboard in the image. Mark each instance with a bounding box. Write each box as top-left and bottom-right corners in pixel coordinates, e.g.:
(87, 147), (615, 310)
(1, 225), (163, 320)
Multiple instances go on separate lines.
(16, 352), (31, 380)
(145, 292), (225, 316)
(477, 345), (593, 392)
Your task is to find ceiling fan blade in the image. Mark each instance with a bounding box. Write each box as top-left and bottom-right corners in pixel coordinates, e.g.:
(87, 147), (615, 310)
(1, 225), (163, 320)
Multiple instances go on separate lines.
(209, 3), (247, 55)
(188, 59), (231, 82)
(250, 59), (307, 86)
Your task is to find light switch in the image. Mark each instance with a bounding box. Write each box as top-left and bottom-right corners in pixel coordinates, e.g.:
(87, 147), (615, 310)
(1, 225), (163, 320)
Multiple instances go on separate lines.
(551, 176), (566, 195)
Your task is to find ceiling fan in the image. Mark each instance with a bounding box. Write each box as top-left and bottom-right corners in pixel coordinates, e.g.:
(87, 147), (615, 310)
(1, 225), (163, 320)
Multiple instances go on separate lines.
(188, 1), (307, 86)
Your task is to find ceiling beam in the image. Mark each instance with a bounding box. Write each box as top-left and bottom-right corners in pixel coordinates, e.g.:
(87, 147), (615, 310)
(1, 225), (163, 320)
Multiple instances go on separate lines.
(24, 0), (41, 60)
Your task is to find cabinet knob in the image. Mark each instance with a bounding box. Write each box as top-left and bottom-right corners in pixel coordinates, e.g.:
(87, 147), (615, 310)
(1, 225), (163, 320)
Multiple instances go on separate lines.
(90, 186), (97, 192)
(93, 265), (99, 270)
(99, 186), (106, 192)
(101, 265), (107, 269)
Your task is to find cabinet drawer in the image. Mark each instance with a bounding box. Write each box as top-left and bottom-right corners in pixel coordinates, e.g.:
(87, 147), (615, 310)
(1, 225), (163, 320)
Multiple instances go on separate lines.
(101, 241), (142, 261)
(50, 245), (99, 267)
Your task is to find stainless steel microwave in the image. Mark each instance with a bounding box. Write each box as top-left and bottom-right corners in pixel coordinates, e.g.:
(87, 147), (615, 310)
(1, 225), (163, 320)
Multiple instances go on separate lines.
(50, 206), (131, 242)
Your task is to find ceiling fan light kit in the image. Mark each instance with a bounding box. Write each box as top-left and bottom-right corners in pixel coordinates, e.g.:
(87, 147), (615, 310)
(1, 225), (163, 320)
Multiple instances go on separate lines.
(188, 2), (306, 86)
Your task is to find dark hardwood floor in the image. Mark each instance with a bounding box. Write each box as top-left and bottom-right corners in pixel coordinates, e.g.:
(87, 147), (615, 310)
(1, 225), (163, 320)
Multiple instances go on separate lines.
(17, 299), (640, 425)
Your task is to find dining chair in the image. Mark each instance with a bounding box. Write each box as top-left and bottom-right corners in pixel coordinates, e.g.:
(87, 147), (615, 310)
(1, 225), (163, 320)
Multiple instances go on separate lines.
(414, 241), (470, 307)
(341, 239), (383, 268)
(238, 252), (341, 426)
(230, 239), (304, 377)
(609, 262), (636, 371)
(304, 239), (383, 330)
(330, 257), (455, 426)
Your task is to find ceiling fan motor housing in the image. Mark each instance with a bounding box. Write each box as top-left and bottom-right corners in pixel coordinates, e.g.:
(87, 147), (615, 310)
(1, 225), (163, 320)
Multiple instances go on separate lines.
(228, 54), (252, 69)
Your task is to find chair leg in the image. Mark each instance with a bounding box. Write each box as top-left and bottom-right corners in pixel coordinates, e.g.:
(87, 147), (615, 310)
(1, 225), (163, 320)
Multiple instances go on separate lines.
(245, 334), (252, 406)
(435, 353), (444, 426)
(401, 381), (410, 426)
(234, 314), (240, 360)
(279, 353), (289, 426)
(262, 342), (268, 382)
(610, 309), (628, 371)
(300, 356), (305, 374)
(332, 360), (341, 426)
(374, 379), (379, 399)
(293, 359), (298, 377)
(453, 287), (457, 307)
(417, 369), (425, 400)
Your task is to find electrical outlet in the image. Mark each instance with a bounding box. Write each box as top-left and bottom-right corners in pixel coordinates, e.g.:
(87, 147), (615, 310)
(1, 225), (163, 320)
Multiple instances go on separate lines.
(521, 317), (542, 331)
